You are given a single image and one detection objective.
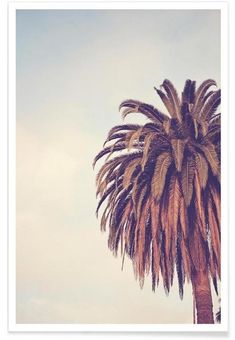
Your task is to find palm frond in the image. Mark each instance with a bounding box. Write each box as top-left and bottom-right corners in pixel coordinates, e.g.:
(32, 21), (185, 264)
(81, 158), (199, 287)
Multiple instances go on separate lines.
(193, 79), (217, 117)
(119, 99), (168, 123)
(198, 143), (220, 177)
(182, 79), (196, 105)
(106, 124), (141, 142)
(93, 143), (127, 167)
(194, 153), (208, 189)
(127, 127), (143, 150)
(161, 79), (181, 121)
(151, 152), (172, 200)
(171, 139), (186, 172)
(201, 90), (221, 121)
(182, 79), (192, 104)
(179, 195), (188, 239)
(168, 175), (181, 237)
(123, 158), (141, 189)
(141, 132), (157, 170)
(181, 155), (195, 206)
(194, 172), (207, 240)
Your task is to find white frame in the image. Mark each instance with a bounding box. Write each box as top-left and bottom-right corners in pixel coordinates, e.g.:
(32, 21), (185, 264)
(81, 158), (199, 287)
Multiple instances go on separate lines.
(8, 1), (228, 333)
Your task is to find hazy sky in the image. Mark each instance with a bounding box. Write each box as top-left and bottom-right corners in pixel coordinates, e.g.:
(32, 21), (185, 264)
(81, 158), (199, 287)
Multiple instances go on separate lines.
(16, 9), (220, 324)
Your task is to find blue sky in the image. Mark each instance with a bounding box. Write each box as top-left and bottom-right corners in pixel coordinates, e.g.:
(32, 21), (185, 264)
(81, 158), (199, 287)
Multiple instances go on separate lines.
(16, 9), (220, 323)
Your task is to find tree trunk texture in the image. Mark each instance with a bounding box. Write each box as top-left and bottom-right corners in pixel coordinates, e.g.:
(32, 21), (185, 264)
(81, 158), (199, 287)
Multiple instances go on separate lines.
(192, 270), (214, 324)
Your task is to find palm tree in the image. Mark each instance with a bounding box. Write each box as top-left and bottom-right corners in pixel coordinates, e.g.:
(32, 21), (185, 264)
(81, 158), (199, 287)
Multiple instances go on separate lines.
(93, 79), (221, 324)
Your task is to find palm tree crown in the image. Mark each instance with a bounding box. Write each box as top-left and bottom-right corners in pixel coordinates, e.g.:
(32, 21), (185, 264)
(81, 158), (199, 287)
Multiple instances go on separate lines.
(94, 79), (220, 300)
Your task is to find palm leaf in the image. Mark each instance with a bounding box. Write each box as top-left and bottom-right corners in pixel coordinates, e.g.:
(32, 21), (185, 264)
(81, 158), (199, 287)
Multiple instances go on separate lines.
(193, 79), (217, 117)
(123, 158), (141, 189)
(96, 155), (124, 186)
(103, 132), (127, 147)
(199, 143), (220, 177)
(136, 200), (152, 286)
(180, 237), (191, 281)
(194, 172), (207, 240)
(151, 152), (172, 200)
(161, 79), (181, 121)
(96, 181), (120, 216)
(201, 90), (221, 121)
(119, 99), (168, 123)
(151, 202), (160, 289)
(182, 79), (196, 105)
(209, 113), (221, 125)
(194, 153), (208, 189)
(163, 119), (171, 134)
(106, 124), (141, 142)
(155, 87), (174, 118)
(181, 155), (195, 206)
(93, 143), (128, 167)
(136, 184), (149, 222)
(168, 175), (181, 237)
(141, 132), (157, 170)
(182, 79), (192, 103)
(189, 81), (196, 104)
(179, 195), (188, 239)
(193, 118), (199, 139)
(171, 139), (186, 172)
(127, 127), (143, 150)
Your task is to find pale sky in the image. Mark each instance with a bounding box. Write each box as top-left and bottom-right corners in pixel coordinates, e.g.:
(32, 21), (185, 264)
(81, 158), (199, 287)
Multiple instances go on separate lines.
(16, 9), (220, 324)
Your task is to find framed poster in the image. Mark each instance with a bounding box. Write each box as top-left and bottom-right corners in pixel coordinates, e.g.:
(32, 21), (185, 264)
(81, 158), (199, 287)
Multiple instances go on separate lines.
(7, 0), (228, 333)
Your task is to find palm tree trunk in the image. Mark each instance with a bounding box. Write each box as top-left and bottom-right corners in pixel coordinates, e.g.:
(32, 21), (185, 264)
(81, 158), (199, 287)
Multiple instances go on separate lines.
(191, 270), (214, 324)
